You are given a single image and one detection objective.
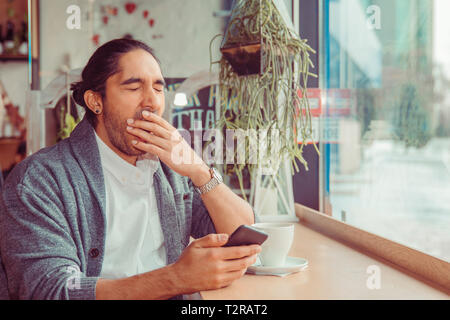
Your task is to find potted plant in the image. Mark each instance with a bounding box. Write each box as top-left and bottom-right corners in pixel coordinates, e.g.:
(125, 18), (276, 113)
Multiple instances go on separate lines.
(211, 0), (319, 206)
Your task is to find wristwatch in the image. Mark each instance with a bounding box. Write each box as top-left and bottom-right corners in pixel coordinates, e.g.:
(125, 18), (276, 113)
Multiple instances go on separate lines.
(194, 167), (223, 195)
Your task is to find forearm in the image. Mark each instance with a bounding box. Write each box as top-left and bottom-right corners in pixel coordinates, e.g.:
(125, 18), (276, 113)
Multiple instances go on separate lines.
(96, 264), (186, 300)
(191, 165), (255, 235)
(203, 185), (255, 234)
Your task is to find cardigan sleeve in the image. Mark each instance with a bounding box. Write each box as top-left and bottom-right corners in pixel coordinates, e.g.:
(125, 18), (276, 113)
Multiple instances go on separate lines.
(0, 182), (98, 300)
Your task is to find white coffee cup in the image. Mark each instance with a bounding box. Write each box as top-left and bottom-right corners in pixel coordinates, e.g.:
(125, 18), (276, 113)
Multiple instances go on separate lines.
(252, 223), (294, 267)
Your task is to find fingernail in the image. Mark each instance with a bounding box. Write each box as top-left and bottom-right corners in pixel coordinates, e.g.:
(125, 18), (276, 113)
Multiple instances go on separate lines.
(127, 119), (134, 124)
(131, 140), (138, 145)
(142, 111), (151, 117)
(219, 234), (228, 242)
(127, 126), (133, 131)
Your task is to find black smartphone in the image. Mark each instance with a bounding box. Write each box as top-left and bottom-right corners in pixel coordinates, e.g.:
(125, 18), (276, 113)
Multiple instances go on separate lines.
(224, 225), (268, 247)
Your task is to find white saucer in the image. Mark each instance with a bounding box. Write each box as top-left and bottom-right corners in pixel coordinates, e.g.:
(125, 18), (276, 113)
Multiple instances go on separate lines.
(247, 256), (308, 276)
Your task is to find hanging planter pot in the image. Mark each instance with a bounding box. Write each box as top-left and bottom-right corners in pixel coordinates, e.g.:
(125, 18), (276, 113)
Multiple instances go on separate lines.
(219, 0), (262, 76)
(220, 42), (261, 76)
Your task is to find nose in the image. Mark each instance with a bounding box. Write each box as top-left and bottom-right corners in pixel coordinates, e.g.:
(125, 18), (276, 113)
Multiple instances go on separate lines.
(142, 85), (164, 114)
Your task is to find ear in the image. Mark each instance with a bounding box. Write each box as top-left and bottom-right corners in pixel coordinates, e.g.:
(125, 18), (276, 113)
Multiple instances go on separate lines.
(84, 90), (103, 115)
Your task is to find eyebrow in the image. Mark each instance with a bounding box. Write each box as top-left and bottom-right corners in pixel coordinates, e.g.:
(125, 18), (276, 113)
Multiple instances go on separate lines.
(120, 77), (166, 87)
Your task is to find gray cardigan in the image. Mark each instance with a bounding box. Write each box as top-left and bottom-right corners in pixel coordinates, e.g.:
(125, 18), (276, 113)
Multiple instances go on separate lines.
(0, 117), (217, 300)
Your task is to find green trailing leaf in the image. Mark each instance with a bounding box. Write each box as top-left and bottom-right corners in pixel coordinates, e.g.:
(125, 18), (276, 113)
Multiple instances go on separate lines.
(59, 113), (80, 140)
(58, 101), (80, 140)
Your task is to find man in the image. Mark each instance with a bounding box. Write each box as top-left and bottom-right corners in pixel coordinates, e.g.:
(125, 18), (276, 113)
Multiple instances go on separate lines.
(0, 39), (260, 300)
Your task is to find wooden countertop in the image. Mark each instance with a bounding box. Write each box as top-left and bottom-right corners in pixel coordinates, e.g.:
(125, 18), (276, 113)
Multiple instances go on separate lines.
(200, 223), (449, 300)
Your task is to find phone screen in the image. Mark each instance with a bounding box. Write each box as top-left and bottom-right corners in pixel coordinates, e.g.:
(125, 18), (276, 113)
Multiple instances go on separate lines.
(224, 225), (268, 247)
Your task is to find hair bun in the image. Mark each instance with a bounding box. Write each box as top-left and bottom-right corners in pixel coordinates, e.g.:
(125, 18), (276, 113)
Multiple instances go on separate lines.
(71, 81), (86, 107)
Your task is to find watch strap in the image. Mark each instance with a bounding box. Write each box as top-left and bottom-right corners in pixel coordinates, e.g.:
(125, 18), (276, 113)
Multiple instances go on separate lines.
(194, 168), (222, 195)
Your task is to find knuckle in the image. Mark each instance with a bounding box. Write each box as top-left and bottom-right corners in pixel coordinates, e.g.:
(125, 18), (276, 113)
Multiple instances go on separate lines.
(143, 132), (152, 140)
(211, 262), (222, 273)
(210, 249), (223, 261)
(236, 247), (246, 257)
(210, 251), (218, 260)
(212, 276), (223, 288)
(205, 249), (215, 260)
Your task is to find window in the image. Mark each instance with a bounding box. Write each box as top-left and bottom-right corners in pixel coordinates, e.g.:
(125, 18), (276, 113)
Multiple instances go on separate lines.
(320, 0), (450, 262)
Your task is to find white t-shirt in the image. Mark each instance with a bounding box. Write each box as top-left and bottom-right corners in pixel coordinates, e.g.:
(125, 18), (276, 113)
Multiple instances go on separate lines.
(95, 133), (167, 279)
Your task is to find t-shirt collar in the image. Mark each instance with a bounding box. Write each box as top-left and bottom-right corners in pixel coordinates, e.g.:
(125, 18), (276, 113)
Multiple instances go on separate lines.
(94, 132), (159, 186)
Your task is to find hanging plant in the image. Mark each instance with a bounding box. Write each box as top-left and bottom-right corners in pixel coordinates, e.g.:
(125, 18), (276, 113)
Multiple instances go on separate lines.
(210, 0), (319, 199)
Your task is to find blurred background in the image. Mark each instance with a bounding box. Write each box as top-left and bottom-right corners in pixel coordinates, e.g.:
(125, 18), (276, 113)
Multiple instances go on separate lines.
(0, 0), (448, 262)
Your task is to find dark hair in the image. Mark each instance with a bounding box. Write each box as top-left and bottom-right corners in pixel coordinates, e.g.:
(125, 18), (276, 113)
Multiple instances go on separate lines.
(71, 38), (160, 127)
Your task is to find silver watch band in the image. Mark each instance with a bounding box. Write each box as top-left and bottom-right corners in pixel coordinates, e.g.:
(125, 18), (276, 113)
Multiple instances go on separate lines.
(194, 168), (223, 195)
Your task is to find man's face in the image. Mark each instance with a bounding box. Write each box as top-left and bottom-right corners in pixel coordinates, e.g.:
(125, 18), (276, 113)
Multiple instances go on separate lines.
(101, 49), (165, 157)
